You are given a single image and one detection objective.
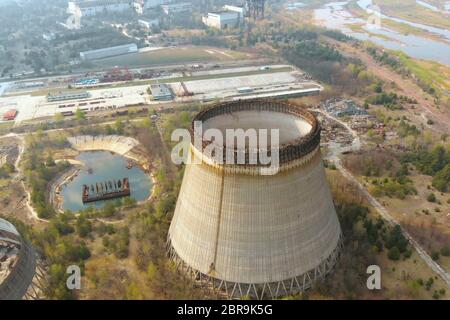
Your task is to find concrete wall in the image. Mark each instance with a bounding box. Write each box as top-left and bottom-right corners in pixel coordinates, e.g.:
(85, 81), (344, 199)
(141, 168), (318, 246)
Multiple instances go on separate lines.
(68, 135), (139, 155)
(169, 146), (342, 285)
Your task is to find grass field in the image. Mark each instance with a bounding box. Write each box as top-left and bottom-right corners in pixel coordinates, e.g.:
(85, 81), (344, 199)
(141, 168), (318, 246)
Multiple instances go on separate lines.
(374, 0), (450, 30)
(393, 50), (450, 94)
(92, 46), (250, 69)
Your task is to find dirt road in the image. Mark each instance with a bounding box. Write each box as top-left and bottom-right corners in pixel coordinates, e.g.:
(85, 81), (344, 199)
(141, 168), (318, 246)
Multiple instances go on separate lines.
(320, 107), (450, 287)
(331, 41), (450, 133)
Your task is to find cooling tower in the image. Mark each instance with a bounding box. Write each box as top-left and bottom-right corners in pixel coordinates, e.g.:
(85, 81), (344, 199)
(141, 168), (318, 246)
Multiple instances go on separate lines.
(0, 218), (37, 300)
(167, 99), (342, 299)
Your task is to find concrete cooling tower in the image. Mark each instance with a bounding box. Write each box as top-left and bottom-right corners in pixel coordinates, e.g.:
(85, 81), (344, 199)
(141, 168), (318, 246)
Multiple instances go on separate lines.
(0, 218), (37, 300)
(167, 99), (342, 299)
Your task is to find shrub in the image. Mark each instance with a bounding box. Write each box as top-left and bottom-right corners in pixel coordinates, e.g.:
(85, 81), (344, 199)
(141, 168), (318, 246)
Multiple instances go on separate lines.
(431, 251), (440, 261)
(432, 164), (450, 192)
(388, 246), (400, 260)
(440, 246), (450, 257)
(425, 277), (434, 290)
(427, 193), (436, 202)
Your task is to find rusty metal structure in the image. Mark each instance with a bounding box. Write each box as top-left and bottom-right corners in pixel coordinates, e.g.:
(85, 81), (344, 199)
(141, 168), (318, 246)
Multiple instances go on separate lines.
(167, 99), (343, 299)
(82, 178), (130, 203)
(0, 218), (44, 300)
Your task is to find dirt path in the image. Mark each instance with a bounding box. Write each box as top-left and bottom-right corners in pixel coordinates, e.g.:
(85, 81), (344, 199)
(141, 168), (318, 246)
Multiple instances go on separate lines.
(319, 108), (450, 287)
(333, 158), (450, 287)
(10, 135), (48, 223)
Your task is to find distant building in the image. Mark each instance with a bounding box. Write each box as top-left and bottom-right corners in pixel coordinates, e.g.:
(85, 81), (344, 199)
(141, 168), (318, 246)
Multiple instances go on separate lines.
(223, 4), (246, 19)
(150, 84), (173, 100)
(3, 109), (18, 121)
(138, 18), (159, 29)
(47, 91), (90, 102)
(134, 0), (168, 13)
(161, 2), (191, 15)
(80, 43), (138, 61)
(202, 11), (240, 29)
(68, 0), (132, 17)
(18, 81), (45, 89)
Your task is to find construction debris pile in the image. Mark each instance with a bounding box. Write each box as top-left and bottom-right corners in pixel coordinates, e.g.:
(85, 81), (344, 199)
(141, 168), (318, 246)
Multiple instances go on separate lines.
(321, 98), (368, 118)
(0, 143), (19, 167)
(0, 241), (19, 284)
(320, 98), (380, 134)
(315, 113), (354, 148)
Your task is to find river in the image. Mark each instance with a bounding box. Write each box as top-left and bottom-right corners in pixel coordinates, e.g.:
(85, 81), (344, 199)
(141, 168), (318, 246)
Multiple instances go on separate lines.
(313, 1), (450, 66)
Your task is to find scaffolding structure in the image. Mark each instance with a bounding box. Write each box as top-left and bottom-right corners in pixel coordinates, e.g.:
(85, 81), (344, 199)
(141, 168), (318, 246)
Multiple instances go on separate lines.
(0, 219), (45, 300)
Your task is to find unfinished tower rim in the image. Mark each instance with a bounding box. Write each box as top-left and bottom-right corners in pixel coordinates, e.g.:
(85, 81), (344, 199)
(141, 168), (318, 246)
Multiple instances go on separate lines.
(191, 99), (321, 166)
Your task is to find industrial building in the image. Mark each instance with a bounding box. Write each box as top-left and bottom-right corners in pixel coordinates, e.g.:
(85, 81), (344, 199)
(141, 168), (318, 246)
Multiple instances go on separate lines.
(168, 99), (343, 299)
(161, 2), (192, 14)
(134, 0), (169, 13)
(80, 43), (138, 61)
(0, 218), (38, 300)
(150, 84), (173, 100)
(202, 11), (240, 29)
(47, 91), (90, 102)
(68, 0), (132, 17)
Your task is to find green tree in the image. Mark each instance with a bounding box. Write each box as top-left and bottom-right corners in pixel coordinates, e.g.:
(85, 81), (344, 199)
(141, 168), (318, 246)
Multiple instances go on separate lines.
(115, 119), (125, 134)
(440, 246), (450, 257)
(431, 251), (440, 261)
(75, 108), (86, 121)
(432, 164), (450, 192)
(427, 193), (436, 203)
(388, 246), (400, 260)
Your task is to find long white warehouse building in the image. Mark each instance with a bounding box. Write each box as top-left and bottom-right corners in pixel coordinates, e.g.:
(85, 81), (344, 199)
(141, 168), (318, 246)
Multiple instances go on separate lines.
(80, 43), (138, 61)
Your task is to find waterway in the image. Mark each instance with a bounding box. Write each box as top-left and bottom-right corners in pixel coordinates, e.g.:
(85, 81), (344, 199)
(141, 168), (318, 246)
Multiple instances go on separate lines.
(313, 1), (450, 66)
(60, 151), (152, 212)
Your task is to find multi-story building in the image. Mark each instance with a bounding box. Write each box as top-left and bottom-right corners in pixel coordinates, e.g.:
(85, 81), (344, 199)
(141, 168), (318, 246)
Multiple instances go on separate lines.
(68, 0), (132, 17)
(202, 11), (240, 29)
(161, 2), (191, 15)
(133, 0), (171, 13)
